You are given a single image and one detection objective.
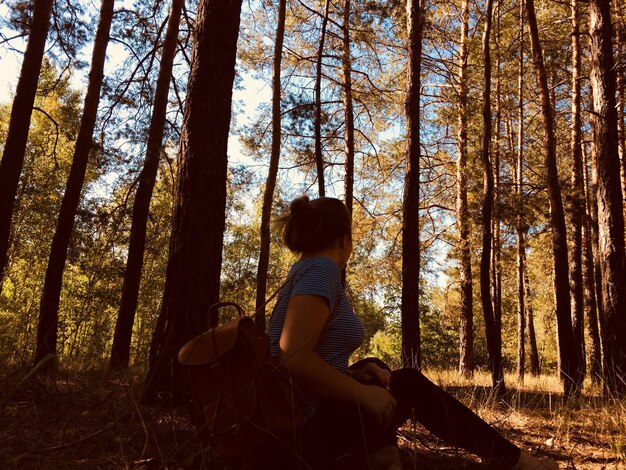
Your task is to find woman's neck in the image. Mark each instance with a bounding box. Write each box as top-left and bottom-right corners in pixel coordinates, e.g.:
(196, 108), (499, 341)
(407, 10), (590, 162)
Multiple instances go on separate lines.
(300, 249), (344, 269)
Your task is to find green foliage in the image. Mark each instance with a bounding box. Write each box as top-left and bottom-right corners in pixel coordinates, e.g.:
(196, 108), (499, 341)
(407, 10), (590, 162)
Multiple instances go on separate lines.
(0, 0), (612, 380)
(0, 59), (83, 363)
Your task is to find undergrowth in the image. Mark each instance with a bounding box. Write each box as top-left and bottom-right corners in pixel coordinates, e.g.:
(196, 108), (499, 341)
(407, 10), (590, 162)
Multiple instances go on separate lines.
(1, 366), (624, 469)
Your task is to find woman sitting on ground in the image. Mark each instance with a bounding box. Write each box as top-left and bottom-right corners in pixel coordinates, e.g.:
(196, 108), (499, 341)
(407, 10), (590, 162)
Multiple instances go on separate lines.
(263, 195), (558, 470)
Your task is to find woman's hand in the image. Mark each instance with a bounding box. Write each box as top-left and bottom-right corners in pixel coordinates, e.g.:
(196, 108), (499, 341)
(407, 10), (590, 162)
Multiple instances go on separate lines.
(350, 361), (392, 388)
(358, 384), (397, 427)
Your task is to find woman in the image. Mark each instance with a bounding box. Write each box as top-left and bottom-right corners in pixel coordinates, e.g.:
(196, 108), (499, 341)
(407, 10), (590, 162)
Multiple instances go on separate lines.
(264, 195), (557, 470)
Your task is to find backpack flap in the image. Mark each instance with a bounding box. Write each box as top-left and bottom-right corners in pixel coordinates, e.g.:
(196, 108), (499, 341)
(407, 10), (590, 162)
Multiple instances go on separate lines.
(178, 317), (246, 365)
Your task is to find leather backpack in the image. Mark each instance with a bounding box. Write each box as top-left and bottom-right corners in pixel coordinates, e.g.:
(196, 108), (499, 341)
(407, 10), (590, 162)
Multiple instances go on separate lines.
(178, 301), (307, 456)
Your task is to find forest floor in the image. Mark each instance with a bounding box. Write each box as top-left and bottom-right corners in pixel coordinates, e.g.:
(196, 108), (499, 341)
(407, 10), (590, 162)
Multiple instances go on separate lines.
(0, 367), (624, 469)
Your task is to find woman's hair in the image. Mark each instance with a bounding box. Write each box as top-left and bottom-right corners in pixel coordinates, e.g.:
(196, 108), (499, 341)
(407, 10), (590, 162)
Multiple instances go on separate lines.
(274, 196), (351, 253)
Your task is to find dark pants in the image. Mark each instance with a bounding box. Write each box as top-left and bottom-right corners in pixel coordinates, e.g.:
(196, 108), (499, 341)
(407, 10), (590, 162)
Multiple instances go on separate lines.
(253, 366), (521, 469)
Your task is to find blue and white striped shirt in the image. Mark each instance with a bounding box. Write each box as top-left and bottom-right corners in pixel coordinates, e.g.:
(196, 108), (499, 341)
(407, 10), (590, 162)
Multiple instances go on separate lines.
(268, 256), (365, 375)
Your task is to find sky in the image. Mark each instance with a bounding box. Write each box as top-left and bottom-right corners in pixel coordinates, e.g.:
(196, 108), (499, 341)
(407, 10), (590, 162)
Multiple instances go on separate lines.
(0, 9), (271, 167)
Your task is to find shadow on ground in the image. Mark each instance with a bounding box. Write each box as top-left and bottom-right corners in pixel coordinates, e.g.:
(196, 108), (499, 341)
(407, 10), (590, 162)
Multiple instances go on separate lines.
(0, 369), (622, 469)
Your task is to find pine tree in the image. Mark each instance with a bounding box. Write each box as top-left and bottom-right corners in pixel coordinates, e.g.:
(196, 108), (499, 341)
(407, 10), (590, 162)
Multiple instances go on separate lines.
(0, 0), (55, 279)
(35, 0), (115, 365)
(588, 0), (626, 396)
(110, 0), (184, 370)
(144, 0), (243, 404)
(526, 0), (582, 398)
(402, 0), (422, 368)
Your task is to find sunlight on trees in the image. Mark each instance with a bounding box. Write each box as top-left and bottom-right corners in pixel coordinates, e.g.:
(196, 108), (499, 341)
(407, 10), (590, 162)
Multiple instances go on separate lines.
(0, 0), (625, 403)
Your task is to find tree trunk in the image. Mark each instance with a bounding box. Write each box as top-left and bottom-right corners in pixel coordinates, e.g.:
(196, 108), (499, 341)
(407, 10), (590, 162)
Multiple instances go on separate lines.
(568, 0), (586, 380)
(516, 0), (525, 381)
(479, 0), (504, 394)
(616, 24), (626, 228)
(254, 0), (286, 329)
(340, 0), (355, 288)
(588, 0), (626, 396)
(34, 0), (115, 365)
(456, 0), (473, 378)
(342, 0), (354, 218)
(588, 141), (607, 374)
(109, 0), (184, 370)
(582, 141), (603, 383)
(524, 247), (541, 375)
(491, 5), (503, 370)
(143, 0), (242, 405)
(402, 0), (422, 369)
(314, 0), (331, 197)
(526, 0), (581, 398)
(0, 0), (54, 279)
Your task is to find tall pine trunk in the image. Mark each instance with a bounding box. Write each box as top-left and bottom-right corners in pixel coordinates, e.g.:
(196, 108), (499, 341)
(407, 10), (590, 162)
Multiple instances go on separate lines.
(491, 6), (503, 362)
(516, 0), (526, 381)
(479, 0), (504, 393)
(526, 0), (581, 398)
(34, 0), (115, 365)
(254, 0), (286, 329)
(342, 0), (355, 218)
(0, 0), (54, 279)
(524, 247), (541, 375)
(109, 0), (184, 370)
(582, 141), (603, 383)
(568, 0), (586, 379)
(314, 0), (331, 197)
(588, 141), (607, 373)
(616, 24), (626, 226)
(144, 0), (243, 404)
(456, 0), (473, 377)
(402, 0), (422, 368)
(588, 0), (626, 396)
(341, 0), (355, 288)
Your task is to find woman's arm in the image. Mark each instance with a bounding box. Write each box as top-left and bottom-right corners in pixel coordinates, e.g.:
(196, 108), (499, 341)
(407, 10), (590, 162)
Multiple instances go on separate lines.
(279, 294), (396, 426)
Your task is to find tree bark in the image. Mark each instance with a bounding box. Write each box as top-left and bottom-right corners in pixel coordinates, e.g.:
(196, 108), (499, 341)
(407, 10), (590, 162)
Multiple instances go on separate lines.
(516, 0), (526, 381)
(568, 0), (586, 380)
(402, 0), (422, 369)
(34, 0), (115, 365)
(479, 0), (504, 394)
(314, 0), (331, 197)
(524, 247), (541, 375)
(254, 0), (286, 329)
(0, 0), (54, 279)
(615, 24), (626, 229)
(143, 0), (242, 405)
(588, 141), (607, 376)
(582, 141), (603, 383)
(491, 5), (503, 371)
(588, 0), (626, 396)
(109, 0), (184, 370)
(526, 0), (581, 398)
(340, 0), (355, 288)
(342, 0), (355, 218)
(456, 0), (473, 378)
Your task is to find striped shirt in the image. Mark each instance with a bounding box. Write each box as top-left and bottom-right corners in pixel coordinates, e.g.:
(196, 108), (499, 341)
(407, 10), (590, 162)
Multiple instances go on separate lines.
(268, 256), (365, 375)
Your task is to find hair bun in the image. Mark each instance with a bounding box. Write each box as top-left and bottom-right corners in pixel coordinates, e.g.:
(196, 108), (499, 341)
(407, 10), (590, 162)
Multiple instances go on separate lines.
(289, 195), (310, 215)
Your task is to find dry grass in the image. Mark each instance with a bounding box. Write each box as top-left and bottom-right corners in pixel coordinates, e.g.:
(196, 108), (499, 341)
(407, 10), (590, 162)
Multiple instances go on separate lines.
(0, 368), (215, 469)
(0, 366), (624, 469)
(397, 369), (626, 469)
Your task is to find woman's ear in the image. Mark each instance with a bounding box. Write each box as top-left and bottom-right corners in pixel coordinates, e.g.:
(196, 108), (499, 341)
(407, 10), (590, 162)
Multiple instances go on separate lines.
(340, 234), (353, 253)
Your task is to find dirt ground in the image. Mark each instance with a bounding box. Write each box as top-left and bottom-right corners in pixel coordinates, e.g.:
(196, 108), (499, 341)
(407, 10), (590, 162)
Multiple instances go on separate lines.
(0, 369), (624, 469)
